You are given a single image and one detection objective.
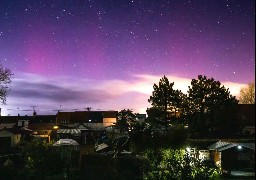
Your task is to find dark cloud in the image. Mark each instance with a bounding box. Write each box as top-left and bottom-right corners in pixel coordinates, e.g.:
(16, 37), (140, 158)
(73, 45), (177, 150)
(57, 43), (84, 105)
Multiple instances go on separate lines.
(10, 81), (115, 103)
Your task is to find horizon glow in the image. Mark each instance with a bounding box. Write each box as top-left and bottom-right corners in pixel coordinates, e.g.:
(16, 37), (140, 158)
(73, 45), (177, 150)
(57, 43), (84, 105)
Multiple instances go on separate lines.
(0, 0), (254, 116)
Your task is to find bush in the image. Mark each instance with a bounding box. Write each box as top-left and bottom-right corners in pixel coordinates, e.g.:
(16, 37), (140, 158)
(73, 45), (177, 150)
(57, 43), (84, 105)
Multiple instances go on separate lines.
(143, 148), (219, 180)
(21, 139), (79, 179)
(80, 154), (149, 180)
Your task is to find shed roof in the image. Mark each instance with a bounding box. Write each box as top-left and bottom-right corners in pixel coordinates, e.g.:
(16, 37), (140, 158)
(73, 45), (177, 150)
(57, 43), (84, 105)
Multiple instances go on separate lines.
(0, 127), (22, 135)
(53, 139), (79, 146)
(57, 111), (117, 124)
(28, 123), (54, 130)
(57, 129), (81, 135)
(208, 140), (255, 151)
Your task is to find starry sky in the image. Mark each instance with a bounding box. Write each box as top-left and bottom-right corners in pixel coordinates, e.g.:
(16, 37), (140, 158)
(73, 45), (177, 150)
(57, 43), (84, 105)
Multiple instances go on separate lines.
(0, 0), (255, 116)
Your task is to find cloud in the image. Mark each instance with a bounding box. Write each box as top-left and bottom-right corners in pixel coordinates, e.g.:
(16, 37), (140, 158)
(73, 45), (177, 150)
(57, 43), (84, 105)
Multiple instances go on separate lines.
(131, 74), (246, 97)
(221, 82), (247, 98)
(10, 81), (114, 103)
(1, 72), (247, 116)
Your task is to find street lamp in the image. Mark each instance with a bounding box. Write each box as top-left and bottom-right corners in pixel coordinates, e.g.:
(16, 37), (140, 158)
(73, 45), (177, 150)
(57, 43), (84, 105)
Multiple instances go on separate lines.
(186, 147), (191, 153)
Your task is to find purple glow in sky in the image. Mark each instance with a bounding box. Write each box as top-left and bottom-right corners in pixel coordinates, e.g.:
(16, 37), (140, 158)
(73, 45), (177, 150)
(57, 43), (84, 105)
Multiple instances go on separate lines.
(0, 0), (255, 116)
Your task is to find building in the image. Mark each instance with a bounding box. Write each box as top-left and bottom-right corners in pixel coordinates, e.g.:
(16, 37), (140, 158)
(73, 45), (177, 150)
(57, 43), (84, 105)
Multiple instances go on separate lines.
(208, 140), (255, 171)
(235, 104), (255, 136)
(56, 111), (118, 130)
(28, 123), (54, 142)
(0, 128), (21, 153)
(0, 116), (19, 129)
(0, 115), (56, 127)
(0, 115), (57, 143)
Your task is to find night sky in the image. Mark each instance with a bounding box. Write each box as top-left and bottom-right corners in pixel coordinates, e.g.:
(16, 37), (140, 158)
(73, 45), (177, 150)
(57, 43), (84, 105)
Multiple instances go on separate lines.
(0, 0), (255, 116)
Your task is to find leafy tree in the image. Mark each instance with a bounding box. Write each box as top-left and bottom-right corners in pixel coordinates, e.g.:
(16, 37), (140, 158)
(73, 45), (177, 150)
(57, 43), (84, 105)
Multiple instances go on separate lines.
(187, 75), (238, 137)
(116, 109), (136, 133)
(0, 64), (12, 104)
(21, 139), (66, 178)
(143, 148), (219, 180)
(239, 81), (255, 104)
(146, 107), (164, 128)
(148, 76), (186, 129)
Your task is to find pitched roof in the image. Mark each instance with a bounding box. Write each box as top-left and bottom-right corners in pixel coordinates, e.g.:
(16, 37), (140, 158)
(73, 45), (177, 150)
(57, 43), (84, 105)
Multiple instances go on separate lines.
(208, 140), (255, 151)
(28, 123), (55, 130)
(0, 127), (22, 135)
(57, 129), (81, 135)
(0, 116), (19, 123)
(0, 115), (57, 124)
(57, 111), (117, 124)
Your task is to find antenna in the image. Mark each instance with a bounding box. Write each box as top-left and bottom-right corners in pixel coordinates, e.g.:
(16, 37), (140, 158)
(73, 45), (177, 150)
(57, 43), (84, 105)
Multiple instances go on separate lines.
(31, 106), (36, 111)
(52, 105), (63, 113)
(31, 106), (37, 116)
(85, 107), (92, 111)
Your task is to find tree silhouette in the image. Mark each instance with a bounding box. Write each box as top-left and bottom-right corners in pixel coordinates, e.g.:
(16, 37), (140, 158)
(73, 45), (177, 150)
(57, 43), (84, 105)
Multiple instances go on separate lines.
(0, 64), (12, 104)
(116, 109), (136, 133)
(187, 75), (238, 137)
(148, 76), (186, 129)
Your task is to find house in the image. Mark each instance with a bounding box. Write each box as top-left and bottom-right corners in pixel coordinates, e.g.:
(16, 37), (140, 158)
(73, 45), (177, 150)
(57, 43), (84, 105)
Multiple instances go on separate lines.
(235, 104), (255, 136)
(0, 115), (57, 142)
(56, 111), (118, 130)
(29, 115), (56, 124)
(28, 123), (55, 142)
(0, 114), (57, 128)
(208, 140), (255, 171)
(55, 111), (117, 144)
(0, 128), (21, 153)
(0, 116), (19, 129)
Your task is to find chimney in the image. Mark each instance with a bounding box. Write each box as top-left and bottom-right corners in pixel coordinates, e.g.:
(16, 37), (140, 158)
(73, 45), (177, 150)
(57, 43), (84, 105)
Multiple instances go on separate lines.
(33, 110), (37, 116)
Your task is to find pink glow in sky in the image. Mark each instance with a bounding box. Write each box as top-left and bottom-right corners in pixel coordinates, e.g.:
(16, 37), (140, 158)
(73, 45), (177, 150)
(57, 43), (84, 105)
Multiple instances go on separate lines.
(0, 0), (254, 115)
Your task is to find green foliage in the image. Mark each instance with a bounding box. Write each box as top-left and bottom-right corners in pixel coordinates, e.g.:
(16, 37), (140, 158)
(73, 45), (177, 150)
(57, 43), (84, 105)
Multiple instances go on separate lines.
(129, 124), (188, 152)
(116, 109), (136, 133)
(143, 148), (219, 180)
(21, 139), (68, 178)
(80, 154), (148, 180)
(0, 158), (17, 179)
(0, 64), (12, 104)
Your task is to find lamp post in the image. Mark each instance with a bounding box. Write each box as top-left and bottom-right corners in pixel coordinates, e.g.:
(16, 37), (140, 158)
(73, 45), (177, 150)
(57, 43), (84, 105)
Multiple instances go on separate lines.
(53, 125), (59, 141)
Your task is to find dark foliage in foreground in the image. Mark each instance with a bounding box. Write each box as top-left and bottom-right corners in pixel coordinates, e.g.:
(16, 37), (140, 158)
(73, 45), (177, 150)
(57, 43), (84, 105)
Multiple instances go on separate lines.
(80, 154), (149, 180)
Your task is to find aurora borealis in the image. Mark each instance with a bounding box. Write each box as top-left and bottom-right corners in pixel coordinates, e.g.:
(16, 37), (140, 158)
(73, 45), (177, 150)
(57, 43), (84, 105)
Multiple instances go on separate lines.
(0, 0), (254, 115)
